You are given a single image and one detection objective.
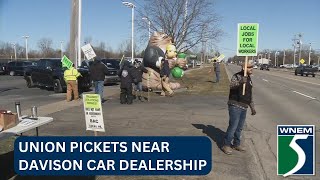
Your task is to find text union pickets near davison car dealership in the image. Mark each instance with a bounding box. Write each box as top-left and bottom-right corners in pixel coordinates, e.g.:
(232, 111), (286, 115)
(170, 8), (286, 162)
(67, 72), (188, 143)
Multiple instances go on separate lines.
(24, 58), (92, 93)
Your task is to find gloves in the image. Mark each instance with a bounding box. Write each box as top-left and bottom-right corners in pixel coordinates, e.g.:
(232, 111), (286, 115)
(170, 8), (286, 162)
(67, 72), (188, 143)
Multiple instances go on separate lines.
(240, 76), (247, 84)
(251, 108), (256, 116)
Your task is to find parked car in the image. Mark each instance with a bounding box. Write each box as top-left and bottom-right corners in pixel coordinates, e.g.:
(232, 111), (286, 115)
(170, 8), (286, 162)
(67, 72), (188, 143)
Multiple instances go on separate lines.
(81, 58), (121, 84)
(24, 58), (92, 93)
(294, 65), (317, 77)
(101, 59), (121, 84)
(253, 65), (258, 69)
(260, 64), (270, 71)
(6, 61), (36, 76)
(0, 62), (7, 75)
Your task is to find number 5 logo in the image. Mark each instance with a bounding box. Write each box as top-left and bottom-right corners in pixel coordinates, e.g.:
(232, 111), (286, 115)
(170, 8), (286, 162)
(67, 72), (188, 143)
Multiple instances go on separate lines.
(283, 134), (308, 177)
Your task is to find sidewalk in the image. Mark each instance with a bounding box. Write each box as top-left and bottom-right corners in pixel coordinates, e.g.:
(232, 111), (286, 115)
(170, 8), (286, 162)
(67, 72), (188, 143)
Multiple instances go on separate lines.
(9, 66), (264, 180)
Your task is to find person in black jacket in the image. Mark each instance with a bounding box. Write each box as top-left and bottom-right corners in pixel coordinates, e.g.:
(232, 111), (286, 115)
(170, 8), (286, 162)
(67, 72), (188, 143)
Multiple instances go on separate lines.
(132, 59), (149, 101)
(89, 57), (109, 102)
(221, 62), (256, 155)
(117, 61), (136, 104)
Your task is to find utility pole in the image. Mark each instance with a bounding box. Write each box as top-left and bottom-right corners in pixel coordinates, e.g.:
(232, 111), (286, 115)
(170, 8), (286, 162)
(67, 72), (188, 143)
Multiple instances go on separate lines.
(283, 49), (286, 66)
(298, 33), (302, 65)
(22, 35), (29, 60)
(292, 35), (298, 66)
(308, 43), (311, 65)
(60, 41), (64, 58)
(70, 0), (80, 67)
(78, 0), (82, 66)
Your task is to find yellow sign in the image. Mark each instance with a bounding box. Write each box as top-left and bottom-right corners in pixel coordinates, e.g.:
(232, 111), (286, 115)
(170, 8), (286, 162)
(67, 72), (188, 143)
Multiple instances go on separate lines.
(300, 59), (305, 64)
(84, 94), (100, 109)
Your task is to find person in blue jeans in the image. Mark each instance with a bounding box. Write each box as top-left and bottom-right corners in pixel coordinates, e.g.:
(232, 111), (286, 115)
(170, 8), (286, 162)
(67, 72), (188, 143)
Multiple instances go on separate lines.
(213, 60), (220, 82)
(222, 62), (256, 155)
(89, 57), (109, 102)
(208, 60), (220, 83)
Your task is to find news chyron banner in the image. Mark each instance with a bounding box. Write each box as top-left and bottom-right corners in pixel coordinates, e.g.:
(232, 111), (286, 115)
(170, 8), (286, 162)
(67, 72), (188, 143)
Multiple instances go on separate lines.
(14, 136), (212, 176)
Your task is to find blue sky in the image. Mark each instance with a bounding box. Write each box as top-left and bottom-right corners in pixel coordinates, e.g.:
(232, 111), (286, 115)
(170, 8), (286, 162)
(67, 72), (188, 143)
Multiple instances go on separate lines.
(1, 0), (319, 58)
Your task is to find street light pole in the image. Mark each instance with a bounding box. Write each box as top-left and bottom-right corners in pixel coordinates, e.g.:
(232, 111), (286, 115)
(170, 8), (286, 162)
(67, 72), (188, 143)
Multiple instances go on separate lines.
(22, 35), (29, 60)
(142, 17), (151, 40)
(123, 2), (135, 62)
(308, 43), (311, 65)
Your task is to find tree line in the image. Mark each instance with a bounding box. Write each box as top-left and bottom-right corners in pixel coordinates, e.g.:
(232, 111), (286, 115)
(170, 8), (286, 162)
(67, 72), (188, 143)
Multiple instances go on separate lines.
(229, 47), (320, 66)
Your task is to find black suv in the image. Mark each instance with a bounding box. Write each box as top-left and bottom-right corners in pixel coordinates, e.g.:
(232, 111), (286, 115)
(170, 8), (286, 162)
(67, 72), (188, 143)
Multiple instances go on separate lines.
(295, 65), (317, 77)
(260, 64), (270, 71)
(24, 58), (92, 93)
(6, 61), (36, 76)
(81, 58), (120, 84)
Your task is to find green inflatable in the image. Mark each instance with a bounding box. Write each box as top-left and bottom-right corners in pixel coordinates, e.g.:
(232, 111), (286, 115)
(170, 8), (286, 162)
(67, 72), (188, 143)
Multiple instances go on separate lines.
(171, 67), (184, 78)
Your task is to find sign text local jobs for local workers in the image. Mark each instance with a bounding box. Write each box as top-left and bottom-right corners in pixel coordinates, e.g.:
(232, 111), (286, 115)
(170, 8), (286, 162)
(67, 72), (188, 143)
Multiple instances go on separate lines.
(237, 23), (259, 56)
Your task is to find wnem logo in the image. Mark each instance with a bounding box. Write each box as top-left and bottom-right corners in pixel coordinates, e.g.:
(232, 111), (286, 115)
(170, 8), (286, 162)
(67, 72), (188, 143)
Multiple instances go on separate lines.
(277, 125), (315, 177)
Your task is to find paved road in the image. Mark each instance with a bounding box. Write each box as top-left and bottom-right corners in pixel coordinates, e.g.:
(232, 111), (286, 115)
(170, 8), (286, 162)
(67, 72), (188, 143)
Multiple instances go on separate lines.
(227, 64), (320, 179)
(0, 75), (119, 114)
(0, 75), (65, 113)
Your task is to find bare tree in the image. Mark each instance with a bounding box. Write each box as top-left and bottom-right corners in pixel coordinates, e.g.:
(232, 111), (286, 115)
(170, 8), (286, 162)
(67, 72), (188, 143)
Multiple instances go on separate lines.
(117, 40), (137, 57)
(37, 38), (54, 57)
(137, 0), (222, 52)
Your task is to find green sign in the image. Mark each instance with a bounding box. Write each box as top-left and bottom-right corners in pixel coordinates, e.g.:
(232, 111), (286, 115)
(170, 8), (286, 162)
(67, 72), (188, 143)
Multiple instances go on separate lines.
(237, 23), (259, 56)
(84, 94), (101, 109)
(61, 55), (73, 69)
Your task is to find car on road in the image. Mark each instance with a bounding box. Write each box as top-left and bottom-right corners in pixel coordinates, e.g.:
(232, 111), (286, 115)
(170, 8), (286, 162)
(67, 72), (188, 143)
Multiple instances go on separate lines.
(6, 61), (36, 76)
(24, 58), (92, 93)
(260, 64), (270, 71)
(294, 65), (317, 77)
(253, 65), (258, 69)
(81, 58), (121, 85)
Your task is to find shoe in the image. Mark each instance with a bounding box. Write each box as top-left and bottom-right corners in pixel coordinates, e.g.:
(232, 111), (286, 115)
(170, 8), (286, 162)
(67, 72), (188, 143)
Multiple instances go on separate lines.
(232, 145), (246, 152)
(221, 145), (232, 155)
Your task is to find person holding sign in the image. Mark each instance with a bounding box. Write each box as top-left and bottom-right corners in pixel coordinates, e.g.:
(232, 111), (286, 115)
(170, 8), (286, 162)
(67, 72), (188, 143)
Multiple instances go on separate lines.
(222, 62), (256, 155)
(64, 64), (81, 101)
(208, 60), (220, 83)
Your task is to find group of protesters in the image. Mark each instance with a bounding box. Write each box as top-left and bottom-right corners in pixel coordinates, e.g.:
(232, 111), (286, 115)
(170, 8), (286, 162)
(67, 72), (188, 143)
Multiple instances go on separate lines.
(63, 57), (150, 104)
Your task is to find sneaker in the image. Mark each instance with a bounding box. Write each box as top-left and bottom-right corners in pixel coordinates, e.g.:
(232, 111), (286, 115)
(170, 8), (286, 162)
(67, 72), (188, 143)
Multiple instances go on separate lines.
(232, 145), (246, 152)
(221, 145), (232, 155)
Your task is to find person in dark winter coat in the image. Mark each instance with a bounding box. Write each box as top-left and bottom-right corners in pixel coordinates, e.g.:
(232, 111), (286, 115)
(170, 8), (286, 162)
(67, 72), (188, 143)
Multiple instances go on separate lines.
(117, 61), (136, 104)
(132, 59), (149, 101)
(89, 57), (109, 102)
(221, 62), (256, 155)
